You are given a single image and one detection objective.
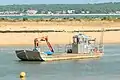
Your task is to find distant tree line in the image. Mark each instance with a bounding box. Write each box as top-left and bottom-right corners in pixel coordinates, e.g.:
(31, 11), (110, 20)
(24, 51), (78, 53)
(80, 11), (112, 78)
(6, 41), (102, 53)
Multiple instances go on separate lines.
(0, 2), (120, 14)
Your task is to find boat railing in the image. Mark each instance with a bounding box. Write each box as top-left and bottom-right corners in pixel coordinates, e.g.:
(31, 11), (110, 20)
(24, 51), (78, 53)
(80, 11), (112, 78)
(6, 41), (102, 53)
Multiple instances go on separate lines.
(56, 45), (64, 53)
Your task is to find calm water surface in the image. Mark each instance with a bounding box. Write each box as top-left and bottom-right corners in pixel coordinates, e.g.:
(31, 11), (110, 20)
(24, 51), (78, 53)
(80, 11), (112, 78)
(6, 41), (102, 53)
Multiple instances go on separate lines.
(0, 44), (120, 80)
(1, 14), (120, 19)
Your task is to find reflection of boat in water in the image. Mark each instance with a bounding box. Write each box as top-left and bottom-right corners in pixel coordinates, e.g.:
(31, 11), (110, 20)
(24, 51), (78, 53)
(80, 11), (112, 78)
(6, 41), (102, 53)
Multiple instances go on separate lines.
(15, 33), (104, 61)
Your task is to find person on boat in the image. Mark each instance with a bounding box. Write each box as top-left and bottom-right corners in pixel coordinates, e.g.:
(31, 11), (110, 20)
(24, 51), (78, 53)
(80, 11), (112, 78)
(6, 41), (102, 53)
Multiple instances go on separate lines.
(33, 38), (39, 51)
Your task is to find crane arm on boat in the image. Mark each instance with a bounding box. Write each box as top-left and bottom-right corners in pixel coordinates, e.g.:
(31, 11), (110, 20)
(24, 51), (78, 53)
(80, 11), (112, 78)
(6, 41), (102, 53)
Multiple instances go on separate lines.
(34, 36), (54, 54)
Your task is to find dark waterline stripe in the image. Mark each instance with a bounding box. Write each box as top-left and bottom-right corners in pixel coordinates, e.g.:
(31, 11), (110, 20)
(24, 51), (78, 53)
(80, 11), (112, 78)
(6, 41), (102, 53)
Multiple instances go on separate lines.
(0, 29), (120, 33)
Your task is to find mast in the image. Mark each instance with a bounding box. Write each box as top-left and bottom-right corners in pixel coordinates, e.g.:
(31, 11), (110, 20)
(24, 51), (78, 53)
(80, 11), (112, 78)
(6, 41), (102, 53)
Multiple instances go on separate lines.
(99, 28), (104, 52)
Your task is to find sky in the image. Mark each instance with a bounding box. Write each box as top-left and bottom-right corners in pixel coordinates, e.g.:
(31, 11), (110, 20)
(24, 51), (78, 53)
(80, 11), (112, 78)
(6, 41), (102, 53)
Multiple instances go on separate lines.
(0, 0), (120, 5)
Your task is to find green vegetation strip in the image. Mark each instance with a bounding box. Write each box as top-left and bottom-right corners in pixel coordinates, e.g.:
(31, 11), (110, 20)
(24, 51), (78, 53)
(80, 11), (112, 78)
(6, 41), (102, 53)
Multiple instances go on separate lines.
(0, 3), (120, 14)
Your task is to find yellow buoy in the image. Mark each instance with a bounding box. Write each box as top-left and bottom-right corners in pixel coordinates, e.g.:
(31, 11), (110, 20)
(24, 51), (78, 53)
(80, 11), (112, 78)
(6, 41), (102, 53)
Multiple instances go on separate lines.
(20, 72), (26, 80)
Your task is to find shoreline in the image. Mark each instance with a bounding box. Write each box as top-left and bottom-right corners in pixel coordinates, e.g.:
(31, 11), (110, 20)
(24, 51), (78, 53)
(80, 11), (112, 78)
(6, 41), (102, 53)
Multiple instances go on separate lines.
(0, 42), (120, 46)
(0, 13), (120, 16)
(0, 28), (120, 33)
(0, 13), (120, 17)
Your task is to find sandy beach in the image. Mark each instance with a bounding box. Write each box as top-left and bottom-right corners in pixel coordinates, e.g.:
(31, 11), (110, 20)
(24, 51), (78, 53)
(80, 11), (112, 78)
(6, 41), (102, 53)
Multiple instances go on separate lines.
(0, 21), (120, 46)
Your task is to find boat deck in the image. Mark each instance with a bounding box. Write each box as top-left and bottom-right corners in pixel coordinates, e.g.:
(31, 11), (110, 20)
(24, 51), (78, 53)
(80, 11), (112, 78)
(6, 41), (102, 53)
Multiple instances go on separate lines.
(40, 52), (103, 61)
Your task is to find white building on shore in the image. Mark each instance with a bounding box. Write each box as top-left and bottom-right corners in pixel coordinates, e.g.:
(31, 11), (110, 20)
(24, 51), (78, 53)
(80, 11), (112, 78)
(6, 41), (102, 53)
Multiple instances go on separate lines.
(0, 11), (21, 16)
(67, 10), (75, 14)
(26, 9), (38, 15)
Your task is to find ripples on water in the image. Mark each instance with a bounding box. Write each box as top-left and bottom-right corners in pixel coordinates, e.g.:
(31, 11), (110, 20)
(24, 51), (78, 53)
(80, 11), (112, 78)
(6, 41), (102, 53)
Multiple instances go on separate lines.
(0, 44), (120, 80)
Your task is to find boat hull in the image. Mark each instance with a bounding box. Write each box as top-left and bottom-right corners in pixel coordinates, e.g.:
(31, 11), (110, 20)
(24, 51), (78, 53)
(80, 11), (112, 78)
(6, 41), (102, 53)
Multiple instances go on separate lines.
(15, 50), (44, 61)
(15, 50), (103, 61)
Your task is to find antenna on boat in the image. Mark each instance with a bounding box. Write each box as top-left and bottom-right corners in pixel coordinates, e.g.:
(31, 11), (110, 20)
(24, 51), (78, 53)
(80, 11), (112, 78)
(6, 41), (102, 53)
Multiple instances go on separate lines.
(69, 33), (71, 45)
(99, 28), (104, 52)
(82, 26), (84, 34)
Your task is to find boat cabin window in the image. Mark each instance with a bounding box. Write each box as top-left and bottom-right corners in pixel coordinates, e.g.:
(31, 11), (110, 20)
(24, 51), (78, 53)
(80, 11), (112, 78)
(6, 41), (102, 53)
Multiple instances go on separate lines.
(73, 37), (79, 43)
